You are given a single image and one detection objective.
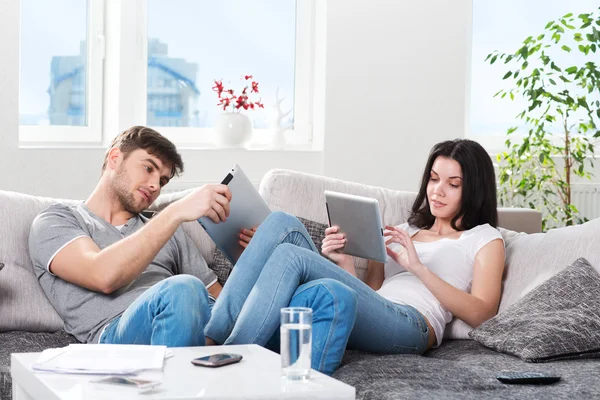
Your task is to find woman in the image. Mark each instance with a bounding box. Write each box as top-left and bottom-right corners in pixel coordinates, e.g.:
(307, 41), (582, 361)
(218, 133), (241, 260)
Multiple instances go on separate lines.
(205, 138), (505, 374)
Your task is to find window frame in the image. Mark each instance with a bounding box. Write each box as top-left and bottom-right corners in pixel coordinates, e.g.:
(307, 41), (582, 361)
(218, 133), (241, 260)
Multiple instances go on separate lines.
(18, 0), (105, 144)
(126, 0), (315, 149)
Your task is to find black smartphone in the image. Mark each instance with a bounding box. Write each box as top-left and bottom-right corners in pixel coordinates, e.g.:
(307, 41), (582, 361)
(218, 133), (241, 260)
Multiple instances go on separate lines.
(191, 353), (243, 368)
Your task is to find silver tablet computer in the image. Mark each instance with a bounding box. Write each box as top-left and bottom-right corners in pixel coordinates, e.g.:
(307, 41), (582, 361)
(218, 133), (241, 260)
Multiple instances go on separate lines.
(324, 190), (387, 263)
(198, 165), (271, 264)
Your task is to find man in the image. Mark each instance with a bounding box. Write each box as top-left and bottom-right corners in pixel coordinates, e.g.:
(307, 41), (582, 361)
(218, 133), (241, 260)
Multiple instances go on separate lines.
(29, 126), (356, 374)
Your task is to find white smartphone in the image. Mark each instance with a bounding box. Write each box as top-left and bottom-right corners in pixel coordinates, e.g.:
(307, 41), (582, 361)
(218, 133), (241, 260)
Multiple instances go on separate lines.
(91, 376), (161, 390)
(191, 353), (243, 368)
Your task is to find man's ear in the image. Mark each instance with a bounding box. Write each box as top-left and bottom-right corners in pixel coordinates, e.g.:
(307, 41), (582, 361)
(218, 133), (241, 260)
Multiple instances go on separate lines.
(106, 147), (122, 171)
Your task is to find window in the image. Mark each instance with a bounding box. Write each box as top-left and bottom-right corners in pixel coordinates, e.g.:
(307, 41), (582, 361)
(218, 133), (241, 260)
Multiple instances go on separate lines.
(18, 0), (315, 149)
(19, 0), (104, 143)
(139, 0), (313, 147)
(469, 0), (598, 150)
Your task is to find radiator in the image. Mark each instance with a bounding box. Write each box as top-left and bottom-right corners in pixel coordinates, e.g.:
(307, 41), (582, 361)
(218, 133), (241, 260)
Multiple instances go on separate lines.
(572, 183), (600, 221)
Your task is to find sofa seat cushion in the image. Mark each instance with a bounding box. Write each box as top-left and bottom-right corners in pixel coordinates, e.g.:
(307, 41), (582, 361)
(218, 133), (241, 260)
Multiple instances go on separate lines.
(0, 330), (79, 400)
(335, 340), (600, 399)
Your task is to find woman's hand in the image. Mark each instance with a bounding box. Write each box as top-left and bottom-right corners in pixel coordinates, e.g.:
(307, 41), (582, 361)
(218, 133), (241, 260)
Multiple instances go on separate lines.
(384, 225), (426, 276)
(322, 226), (356, 275)
(239, 227), (257, 249)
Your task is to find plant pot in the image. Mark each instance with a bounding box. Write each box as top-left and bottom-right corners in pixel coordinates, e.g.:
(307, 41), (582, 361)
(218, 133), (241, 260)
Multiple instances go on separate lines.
(214, 112), (252, 148)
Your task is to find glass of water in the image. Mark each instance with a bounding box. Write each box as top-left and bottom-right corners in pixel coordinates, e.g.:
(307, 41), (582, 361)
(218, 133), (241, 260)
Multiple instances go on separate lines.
(280, 307), (312, 380)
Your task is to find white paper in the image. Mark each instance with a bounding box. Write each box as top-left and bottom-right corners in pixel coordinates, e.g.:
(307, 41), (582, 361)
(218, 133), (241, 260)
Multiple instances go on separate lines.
(32, 344), (166, 375)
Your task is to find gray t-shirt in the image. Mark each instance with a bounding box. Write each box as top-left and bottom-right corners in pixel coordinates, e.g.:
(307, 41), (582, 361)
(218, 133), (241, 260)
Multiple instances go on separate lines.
(28, 202), (217, 343)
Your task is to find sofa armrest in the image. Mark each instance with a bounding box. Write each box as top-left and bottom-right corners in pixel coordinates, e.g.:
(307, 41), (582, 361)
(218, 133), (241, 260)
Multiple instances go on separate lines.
(498, 208), (542, 234)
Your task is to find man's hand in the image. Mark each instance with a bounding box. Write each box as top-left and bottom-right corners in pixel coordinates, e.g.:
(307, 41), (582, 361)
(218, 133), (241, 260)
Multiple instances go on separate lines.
(239, 227), (257, 249)
(171, 184), (232, 223)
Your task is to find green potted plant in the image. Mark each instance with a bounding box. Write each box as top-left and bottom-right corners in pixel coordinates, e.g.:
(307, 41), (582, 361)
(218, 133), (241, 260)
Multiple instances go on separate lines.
(487, 8), (600, 230)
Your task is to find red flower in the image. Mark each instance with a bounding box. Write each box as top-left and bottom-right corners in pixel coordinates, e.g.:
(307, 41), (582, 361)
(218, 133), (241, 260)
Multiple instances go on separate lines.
(215, 75), (261, 112)
(212, 80), (224, 97)
(235, 95), (246, 109)
(218, 96), (232, 111)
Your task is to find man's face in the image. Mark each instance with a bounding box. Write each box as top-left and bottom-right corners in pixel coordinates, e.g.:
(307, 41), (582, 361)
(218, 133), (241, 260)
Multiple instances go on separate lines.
(111, 149), (172, 214)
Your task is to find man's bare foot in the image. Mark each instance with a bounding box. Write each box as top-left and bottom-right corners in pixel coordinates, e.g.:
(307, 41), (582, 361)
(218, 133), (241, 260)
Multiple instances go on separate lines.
(205, 337), (216, 346)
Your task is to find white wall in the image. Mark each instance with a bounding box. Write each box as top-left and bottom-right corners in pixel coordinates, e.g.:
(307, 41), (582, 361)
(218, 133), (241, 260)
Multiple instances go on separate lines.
(2, 0), (597, 199)
(323, 0), (473, 191)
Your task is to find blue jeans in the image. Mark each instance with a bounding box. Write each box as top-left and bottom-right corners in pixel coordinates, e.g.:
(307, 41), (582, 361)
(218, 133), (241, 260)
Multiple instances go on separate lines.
(99, 252), (357, 375)
(100, 275), (213, 347)
(205, 212), (431, 364)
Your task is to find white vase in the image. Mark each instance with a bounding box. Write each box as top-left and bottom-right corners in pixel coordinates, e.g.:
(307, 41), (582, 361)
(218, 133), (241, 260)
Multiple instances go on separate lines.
(214, 112), (252, 148)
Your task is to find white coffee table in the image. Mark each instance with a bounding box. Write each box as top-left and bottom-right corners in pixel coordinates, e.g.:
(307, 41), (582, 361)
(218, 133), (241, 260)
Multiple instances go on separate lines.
(11, 344), (355, 400)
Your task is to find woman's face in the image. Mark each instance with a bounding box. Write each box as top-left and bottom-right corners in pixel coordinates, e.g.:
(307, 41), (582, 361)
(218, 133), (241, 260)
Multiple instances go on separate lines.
(426, 156), (463, 221)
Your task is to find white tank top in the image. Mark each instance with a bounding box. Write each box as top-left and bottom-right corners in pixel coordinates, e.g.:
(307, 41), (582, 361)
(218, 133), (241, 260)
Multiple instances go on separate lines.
(376, 222), (503, 347)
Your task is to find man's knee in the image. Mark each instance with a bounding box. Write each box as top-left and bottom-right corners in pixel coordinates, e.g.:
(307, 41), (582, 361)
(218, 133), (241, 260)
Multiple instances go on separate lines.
(159, 275), (209, 307)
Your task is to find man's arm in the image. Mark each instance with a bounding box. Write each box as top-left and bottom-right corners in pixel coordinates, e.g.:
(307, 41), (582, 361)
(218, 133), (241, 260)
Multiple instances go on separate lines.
(50, 185), (231, 294)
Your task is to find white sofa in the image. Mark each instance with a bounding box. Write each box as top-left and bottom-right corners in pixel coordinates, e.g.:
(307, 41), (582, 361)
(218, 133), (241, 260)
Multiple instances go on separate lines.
(3, 169), (600, 399)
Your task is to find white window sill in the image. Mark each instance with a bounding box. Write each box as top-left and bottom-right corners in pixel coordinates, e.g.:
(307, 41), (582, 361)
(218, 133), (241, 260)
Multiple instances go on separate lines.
(17, 142), (321, 152)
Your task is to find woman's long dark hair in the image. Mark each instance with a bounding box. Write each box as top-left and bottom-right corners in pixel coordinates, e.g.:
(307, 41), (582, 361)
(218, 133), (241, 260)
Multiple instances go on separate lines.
(407, 139), (498, 231)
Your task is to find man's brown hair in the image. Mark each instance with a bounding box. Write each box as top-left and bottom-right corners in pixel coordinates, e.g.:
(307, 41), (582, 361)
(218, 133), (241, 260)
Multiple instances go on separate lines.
(102, 126), (184, 179)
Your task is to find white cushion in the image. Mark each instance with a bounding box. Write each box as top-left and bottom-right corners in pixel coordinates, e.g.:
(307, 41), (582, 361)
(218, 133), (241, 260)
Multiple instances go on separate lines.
(446, 218), (600, 339)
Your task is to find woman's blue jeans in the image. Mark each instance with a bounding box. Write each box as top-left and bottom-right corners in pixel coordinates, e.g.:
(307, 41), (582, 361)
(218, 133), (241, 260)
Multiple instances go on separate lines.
(99, 232), (359, 376)
(205, 212), (431, 374)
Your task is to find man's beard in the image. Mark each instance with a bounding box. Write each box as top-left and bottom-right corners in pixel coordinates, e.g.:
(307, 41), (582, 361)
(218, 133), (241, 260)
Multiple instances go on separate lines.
(113, 166), (145, 214)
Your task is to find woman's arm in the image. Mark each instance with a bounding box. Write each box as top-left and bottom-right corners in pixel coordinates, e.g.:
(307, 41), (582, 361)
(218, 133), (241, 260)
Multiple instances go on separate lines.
(364, 260), (385, 290)
(413, 239), (505, 327)
(385, 226), (505, 328)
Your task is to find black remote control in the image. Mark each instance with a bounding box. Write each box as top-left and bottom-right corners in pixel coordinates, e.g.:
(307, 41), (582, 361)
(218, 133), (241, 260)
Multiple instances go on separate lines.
(496, 372), (561, 385)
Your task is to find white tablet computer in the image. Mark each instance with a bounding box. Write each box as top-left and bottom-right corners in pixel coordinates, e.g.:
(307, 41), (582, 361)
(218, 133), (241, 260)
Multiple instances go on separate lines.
(324, 191), (387, 263)
(198, 165), (271, 263)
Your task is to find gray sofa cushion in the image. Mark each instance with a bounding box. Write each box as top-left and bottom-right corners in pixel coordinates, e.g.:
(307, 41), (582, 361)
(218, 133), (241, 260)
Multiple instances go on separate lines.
(0, 190), (78, 332)
(334, 340), (600, 399)
(0, 330), (79, 400)
(210, 216), (328, 286)
(469, 258), (600, 362)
